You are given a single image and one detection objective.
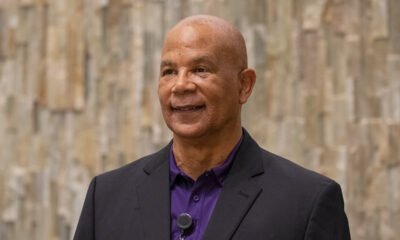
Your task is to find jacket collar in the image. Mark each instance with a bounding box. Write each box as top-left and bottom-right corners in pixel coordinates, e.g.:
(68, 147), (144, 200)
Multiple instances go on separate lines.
(137, 129), (265, 240)
(202, 129), (264, 239)
(136, 142), (171, 239)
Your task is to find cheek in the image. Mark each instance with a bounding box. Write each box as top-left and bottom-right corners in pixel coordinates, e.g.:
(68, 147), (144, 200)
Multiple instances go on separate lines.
(205, 96), (230, 119)
(158, 83), (169, 103)
(212, 83), (240, 104)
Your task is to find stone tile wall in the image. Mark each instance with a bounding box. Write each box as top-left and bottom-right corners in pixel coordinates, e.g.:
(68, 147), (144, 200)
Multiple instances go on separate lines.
(0, 0), (398, 239)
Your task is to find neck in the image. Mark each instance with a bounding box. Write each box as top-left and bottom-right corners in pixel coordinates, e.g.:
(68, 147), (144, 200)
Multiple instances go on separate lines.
(172, 127), (243, 180)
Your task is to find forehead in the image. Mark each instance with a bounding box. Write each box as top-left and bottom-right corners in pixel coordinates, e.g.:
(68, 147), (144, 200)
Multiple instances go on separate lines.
(161, 23), (231, 62)
(167, 24), (211, 46)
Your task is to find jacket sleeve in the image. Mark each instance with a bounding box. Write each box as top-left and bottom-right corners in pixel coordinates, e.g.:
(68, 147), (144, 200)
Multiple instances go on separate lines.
(73, 177), (96, 240)
(304, 180), (351, 240)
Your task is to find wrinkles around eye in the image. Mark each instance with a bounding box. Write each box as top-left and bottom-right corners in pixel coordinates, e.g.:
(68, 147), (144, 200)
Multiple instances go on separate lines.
(194, 67), (207, 73)
(162, 69), (176, 76)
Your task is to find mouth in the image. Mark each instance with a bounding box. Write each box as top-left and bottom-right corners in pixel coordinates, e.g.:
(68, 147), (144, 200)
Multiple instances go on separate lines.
(171, 105), (205, 112)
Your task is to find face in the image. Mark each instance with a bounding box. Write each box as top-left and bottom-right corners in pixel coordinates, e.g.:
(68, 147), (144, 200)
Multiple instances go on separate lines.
(158, 24), (247, 140)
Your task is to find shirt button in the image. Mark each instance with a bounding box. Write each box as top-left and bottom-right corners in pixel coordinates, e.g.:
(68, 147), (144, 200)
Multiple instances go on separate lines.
(193, 195), (200, 202)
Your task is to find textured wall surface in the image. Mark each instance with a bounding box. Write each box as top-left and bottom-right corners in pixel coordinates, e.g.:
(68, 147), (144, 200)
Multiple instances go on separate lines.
(0, 0), (399, 239)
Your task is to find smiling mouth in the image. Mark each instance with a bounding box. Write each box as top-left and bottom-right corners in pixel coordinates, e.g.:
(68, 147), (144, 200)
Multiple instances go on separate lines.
(171, 105), (205, 112)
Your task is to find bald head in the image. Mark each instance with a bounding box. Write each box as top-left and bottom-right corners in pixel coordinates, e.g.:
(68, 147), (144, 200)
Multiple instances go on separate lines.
(158, 14), (256, 142)
(162, 15), (248, 69)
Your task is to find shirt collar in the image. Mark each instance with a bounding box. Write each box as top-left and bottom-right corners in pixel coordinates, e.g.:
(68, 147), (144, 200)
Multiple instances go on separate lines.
(169, 136), (243, 187)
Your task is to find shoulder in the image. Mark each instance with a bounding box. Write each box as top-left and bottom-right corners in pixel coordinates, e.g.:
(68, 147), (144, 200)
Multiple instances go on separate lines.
(235, 143), (349, 238)
(93, 143), (171, 190)
(260, 148), (336, 187)
(239, 128), (341, 200)
(256, 147), (344, 211)
(239, 129), (337, 189)
(256, 150), (350, 238)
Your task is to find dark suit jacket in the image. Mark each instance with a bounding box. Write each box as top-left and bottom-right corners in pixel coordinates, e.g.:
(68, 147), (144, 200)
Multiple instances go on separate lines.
(74, 130), (350, 240)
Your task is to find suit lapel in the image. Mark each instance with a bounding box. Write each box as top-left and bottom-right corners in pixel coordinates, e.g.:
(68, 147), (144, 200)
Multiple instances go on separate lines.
(136, 144), (171, 239)
(202, 130), (264, 240)
(134, 131), (264, 240)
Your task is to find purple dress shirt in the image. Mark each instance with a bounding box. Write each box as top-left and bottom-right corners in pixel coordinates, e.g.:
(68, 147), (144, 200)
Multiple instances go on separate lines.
(169, 138), (242, 240)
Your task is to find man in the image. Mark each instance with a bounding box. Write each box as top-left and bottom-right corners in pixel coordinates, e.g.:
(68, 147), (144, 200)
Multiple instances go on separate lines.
(74, 15), (351, 240)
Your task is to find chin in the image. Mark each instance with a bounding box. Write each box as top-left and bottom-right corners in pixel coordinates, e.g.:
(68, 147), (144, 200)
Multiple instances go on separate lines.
(167, 123), (207, 139)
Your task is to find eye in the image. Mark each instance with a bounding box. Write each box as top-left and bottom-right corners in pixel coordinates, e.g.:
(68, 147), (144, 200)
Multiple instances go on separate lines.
(193, 66), (209, 76)
(161, 68), (176, 76)
(194, 67), (207, 73)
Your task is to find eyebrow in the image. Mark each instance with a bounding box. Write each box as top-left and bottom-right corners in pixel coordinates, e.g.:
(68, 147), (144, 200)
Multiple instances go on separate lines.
(160, 60), (176, 69)
(191, 56), (217, 66)
(160, 55), (218, 69)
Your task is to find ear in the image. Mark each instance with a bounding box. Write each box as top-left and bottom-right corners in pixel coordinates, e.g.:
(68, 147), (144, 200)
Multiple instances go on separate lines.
(238, 68), (256, 104)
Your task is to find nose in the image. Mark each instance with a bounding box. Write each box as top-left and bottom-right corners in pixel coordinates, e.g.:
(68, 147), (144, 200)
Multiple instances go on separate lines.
(171, 70), (196, 94)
